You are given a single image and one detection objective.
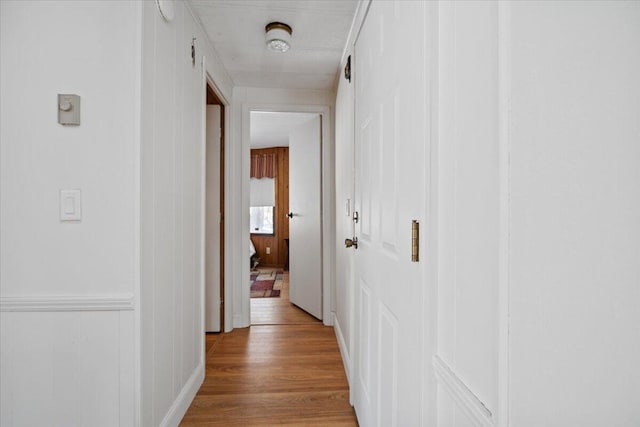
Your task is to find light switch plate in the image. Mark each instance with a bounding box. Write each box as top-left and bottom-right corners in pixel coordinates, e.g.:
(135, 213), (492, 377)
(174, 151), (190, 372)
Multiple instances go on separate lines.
(60, 189), (82, 221)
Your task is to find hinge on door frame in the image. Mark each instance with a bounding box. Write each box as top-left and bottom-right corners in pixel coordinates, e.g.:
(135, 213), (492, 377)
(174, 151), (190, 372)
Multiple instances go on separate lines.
(344, 55), (351, 82)
(353, 211), (359, 224)
(191, 37), (196, 67)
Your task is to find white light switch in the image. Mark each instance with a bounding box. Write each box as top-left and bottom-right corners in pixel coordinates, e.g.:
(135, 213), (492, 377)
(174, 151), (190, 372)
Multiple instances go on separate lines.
(60, 189), (82, 221)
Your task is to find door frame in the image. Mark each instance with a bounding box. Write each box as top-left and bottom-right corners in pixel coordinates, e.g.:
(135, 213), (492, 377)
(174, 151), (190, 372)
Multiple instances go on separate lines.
(200, 57), (232, 337)
(240, 104), (333, 326)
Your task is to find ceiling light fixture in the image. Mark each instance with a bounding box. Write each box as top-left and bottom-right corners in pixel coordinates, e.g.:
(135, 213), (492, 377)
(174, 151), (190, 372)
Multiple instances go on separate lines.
(265, 22), (292, 53)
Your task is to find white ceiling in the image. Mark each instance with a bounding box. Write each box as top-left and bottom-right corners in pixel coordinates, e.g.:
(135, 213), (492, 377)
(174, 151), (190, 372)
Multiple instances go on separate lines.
(250, 111), (318, 148)
(189, 0), (358, 90)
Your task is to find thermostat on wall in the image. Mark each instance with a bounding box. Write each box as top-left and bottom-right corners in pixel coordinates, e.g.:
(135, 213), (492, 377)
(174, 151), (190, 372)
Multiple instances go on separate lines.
(58, 94), (80, 125)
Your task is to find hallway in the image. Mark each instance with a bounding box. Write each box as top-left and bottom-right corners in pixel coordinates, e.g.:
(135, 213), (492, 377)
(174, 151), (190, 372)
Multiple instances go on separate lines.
(181, 270), (357, 425)
(3, 2), (640, 425)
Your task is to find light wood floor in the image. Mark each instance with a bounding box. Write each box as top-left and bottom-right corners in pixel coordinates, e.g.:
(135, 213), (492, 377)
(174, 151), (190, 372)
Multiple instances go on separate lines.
(250, 268), (322, 325)
(180, 269), (358, 426)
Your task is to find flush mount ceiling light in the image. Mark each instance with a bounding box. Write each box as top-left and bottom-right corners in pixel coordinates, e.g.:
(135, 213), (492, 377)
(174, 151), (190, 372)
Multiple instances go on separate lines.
(265, 22), (292, 53)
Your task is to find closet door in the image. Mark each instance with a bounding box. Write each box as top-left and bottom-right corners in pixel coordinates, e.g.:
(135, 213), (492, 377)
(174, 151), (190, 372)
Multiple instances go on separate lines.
(352, 1), (428, 425)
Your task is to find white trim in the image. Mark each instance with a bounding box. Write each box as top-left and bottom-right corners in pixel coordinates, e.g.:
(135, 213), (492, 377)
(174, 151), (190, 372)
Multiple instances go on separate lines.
(233, 313), (243, 329)
(422, 1), (440, 425)
(433, 356), (494, 427)
(0, 294), (135, 312)
(339, 0), (372, 67)
(222, 95), (233, 334)
(132, 2), (143, 425)
(200, 56), (209, 370)
(333, 312), (351, 387)
(334, 0), (371, 90)
(202, 62), (233, 335)
(158, 361), (205, 427)
(241, 103), (334, 327)
(321, 106), (335, 327)
(184, 1), (233, 102)
(202, 58), (230, 106)
(497, 3), (512, 426)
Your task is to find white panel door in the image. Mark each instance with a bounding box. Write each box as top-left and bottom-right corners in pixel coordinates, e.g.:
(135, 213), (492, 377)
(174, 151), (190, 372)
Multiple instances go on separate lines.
(353, 1), (428, 426)
(205, 105), (221, 332)
(288, 115), (322, 319)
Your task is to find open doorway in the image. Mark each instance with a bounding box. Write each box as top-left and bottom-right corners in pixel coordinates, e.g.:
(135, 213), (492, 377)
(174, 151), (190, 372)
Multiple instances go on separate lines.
(249, 111), (322, 325)
(205, 84), (225, 333)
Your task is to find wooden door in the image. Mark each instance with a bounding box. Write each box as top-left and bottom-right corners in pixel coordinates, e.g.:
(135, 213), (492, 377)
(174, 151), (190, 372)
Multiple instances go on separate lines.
(352, 1), (428, 425)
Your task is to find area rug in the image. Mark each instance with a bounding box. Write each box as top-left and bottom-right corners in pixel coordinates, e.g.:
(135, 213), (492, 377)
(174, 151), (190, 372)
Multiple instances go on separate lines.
(250, 270), (283, 298)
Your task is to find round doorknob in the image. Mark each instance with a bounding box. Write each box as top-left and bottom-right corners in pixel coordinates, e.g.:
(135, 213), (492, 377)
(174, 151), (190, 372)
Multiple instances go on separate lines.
(287, 212), (294, 218)
(345, 237), (358, 249)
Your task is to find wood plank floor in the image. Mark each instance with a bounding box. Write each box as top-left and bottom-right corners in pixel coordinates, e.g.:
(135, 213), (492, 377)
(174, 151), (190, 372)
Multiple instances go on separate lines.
(180, 270), (358, 426)
(251, 269), (322, 325)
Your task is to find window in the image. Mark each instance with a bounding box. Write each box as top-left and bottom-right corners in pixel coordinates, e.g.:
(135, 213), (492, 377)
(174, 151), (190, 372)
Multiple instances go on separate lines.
(250, 206), (275, 235)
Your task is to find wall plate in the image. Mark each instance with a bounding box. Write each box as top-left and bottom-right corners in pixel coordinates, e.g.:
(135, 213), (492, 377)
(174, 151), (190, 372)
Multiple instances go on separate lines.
(60, 189), (82, 221)
(58, 94), (80, 125)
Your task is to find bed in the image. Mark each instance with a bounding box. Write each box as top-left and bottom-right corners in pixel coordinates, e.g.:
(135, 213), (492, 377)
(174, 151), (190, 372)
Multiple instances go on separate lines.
(250, 239), (259, 269)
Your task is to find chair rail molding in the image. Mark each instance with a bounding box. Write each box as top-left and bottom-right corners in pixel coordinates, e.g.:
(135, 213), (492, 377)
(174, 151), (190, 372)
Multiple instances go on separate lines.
(0, 294), (135, 312)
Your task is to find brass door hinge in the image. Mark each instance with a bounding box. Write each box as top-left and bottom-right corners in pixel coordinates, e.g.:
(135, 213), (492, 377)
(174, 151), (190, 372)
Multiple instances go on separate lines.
(411, 220), (419, 262)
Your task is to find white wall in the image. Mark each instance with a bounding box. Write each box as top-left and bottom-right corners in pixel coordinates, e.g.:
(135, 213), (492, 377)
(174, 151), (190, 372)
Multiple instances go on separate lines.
(139, 1), (232, 426)
(231, 87), (335, 328)
(435, 1), (502, 424)
(432, 1), (640, 425)
(0, 1), (139, 425)
(508, 1), (640, 424)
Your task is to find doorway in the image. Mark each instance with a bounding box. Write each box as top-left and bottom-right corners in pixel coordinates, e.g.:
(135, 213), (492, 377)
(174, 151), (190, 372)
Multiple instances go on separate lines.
(248, 111), (322, 325)
(205, 83), (225, 333)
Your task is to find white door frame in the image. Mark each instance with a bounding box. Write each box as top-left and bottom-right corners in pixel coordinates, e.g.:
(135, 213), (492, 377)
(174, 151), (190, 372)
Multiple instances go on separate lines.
(200, 57), (233, 338)
(240, 103), (334, 327)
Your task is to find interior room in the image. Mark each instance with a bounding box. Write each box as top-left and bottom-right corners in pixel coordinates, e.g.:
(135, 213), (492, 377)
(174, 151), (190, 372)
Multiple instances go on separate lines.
(248, 111), (322, 325)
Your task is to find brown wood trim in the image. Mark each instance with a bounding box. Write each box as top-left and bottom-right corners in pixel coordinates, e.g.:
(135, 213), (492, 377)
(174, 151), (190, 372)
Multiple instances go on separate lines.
(218, 104), (225, 332)
(207, 84), (225, 331)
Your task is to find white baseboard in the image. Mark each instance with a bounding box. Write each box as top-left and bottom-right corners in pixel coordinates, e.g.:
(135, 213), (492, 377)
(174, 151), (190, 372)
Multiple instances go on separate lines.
(158, 361), (204, 427)
(323, 312), (334, 327)
(433, 355), (494, 427)
(333, 313), (351, 387)
(233, 312), (248, 329)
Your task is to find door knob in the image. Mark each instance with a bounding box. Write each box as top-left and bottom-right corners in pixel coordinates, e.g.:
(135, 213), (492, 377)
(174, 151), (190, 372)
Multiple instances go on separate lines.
(287, 212), (294, 218)
(345, 237), (358, 249)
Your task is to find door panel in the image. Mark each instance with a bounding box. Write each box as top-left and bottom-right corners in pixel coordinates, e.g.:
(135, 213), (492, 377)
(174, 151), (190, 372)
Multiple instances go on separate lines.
(359, 121), (373, 240)
(359, 281), (372, 400)
(380, 93), (399, 251)
(288, 115), (322, 319)
(353, 1), (427, 426)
